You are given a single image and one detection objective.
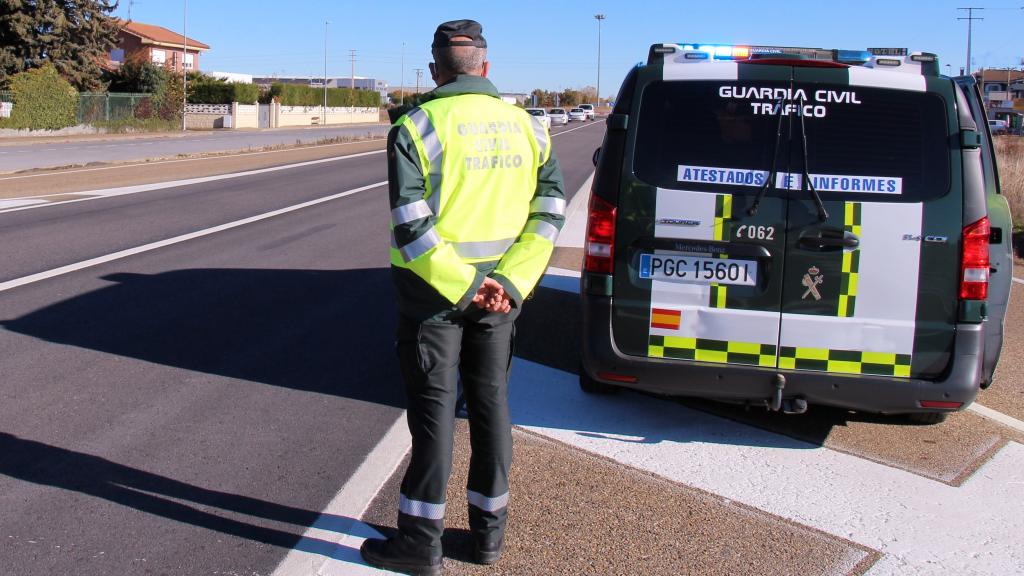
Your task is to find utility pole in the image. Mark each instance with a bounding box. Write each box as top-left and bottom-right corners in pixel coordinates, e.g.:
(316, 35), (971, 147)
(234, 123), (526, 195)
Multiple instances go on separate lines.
(324, 21), (330, 124)
(958, 7), (984, 76)
(400, 42), (405, 106)
(414, 68), (423, 94)
(594, 14), (605, 107)
(182, 0), (187, 131)
(350, 49), (357, 90)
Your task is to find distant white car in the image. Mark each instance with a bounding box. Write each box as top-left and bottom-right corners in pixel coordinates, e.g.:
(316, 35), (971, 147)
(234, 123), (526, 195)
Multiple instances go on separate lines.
(578, 104), (596, 120)
(548, 108), (569, 126)
(988, 119), (1008, 135)
(525, 107), (551, 129)
(568, 108), (587, 122)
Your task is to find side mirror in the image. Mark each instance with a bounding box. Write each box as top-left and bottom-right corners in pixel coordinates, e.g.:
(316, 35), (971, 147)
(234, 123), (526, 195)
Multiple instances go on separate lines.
(592, 147), (601, 167)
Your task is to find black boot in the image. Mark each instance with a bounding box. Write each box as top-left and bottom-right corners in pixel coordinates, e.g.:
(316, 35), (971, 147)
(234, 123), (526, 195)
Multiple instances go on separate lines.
(360, 536), (443, 576)
(472, 532), (505, 565)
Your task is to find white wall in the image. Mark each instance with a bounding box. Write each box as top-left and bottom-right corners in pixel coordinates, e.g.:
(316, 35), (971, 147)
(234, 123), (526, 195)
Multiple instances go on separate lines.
(274, 105), (378, 127)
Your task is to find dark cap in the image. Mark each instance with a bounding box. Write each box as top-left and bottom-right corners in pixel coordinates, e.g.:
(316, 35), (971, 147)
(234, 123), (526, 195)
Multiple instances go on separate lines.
(432, 19), (487, 49)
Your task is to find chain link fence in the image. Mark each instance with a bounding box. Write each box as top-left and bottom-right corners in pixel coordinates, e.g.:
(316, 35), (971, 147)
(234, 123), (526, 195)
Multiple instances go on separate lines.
(0, 91), (154, 123)
(76, 92), (151, 124)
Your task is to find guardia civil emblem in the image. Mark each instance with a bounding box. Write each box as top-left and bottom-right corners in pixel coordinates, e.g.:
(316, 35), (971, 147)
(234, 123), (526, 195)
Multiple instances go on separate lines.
(801, 266), (823, 301)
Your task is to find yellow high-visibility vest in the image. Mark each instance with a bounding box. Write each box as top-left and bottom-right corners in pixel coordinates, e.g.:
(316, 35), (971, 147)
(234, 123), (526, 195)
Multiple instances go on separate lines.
(390, 94), (556, 306)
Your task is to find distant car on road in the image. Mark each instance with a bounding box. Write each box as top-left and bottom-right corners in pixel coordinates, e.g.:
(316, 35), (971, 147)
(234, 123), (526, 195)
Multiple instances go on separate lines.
(568, 108), (587, 122)
(548, 108), (569, 126)
(525, 107), (551, 129)
(578, 104), (596, 120)
(988, 119), (1008, 135)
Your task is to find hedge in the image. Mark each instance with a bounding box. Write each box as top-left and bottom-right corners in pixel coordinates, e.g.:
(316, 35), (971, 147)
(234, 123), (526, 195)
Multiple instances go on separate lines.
(268, 83), (379, 107)
(189, 80), (259, 105)
(0, 64), (78, 130)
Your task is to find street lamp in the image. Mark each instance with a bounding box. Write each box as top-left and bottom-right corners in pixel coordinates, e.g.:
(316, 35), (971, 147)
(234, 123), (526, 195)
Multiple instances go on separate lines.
(594, 14), (605, 107)
(182, 0), (187, 131)
(324, 21), (330, 125)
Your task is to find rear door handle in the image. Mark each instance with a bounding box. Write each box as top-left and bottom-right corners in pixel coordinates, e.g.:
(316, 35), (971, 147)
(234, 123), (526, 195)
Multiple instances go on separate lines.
(798, 230), (860, 251)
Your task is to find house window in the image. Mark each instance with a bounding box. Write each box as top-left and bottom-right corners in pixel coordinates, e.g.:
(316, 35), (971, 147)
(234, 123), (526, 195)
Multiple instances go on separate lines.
(151, 49), (166, 64)
(184, 53), (194, 70)
(110, 48), (125, 63)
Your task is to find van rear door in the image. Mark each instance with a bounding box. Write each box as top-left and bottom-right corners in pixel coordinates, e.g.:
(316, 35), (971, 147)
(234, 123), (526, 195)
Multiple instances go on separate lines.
(612, 63), (794, 368)
(777, 67), (959, 379)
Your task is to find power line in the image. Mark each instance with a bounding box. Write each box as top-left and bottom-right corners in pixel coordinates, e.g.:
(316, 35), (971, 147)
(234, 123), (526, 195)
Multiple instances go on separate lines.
(958, 7), (984, 75)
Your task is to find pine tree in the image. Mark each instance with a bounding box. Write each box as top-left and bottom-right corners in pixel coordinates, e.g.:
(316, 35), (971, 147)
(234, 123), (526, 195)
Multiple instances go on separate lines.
(0, 0), (120, 91)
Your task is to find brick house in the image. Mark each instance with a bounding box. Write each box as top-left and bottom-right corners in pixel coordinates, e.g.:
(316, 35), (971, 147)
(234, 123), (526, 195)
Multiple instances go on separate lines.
(107, 20), (210, 73)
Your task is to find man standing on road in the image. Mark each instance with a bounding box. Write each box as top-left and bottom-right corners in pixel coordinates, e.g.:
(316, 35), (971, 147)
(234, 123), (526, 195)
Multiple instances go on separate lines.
(360, 19), (565, 576)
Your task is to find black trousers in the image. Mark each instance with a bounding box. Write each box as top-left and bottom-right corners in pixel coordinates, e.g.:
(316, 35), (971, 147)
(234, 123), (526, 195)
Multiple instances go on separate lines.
(395, 307), (518, 551)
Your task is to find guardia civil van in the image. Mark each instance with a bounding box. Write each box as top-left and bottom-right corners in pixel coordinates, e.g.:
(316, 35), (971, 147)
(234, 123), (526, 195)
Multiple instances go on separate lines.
(579, 44), (1014, 422)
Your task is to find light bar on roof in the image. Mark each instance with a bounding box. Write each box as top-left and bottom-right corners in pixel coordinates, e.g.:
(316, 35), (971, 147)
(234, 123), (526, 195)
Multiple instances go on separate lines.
(678, 43), (753, 60)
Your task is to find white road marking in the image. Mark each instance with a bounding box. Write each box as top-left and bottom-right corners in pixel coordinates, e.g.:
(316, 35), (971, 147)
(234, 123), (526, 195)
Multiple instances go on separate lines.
(1013, 277), (1024, 285)
(0, 180), (386, 294)
(509, 358), (1024, 575)
(555, 172), (593, 249)
(0, 198), (48, 209)
(550, 121), (603, 136)
(0, 150), (386, 215)
(0, 138), (387, 181)
(271, 414), (410, 576)
(968, 402), (1024, 433)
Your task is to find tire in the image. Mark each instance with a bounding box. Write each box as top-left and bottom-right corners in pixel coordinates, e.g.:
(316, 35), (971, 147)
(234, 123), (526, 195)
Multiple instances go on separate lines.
(579, 369), (617, 394)
(904, 412), (949, 425)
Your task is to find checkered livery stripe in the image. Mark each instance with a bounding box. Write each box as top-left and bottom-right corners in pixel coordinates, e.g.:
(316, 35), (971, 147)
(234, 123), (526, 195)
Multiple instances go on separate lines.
(711, 194), (732, 307)
(778, 346), (911, 377)
(713, 194), (732, 241)
(649, 335), (777, 367)
(839, 202), (861, 318)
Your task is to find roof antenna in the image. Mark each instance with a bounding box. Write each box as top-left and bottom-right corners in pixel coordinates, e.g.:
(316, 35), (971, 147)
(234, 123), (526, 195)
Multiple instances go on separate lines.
(127, 0), (137, 21)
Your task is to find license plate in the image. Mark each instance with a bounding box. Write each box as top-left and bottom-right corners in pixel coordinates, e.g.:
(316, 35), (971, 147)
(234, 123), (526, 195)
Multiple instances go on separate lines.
(639, 253), (757, 286)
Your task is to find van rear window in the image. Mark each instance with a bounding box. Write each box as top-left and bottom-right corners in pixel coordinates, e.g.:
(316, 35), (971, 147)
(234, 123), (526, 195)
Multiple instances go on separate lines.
(634, 80), (950, 201)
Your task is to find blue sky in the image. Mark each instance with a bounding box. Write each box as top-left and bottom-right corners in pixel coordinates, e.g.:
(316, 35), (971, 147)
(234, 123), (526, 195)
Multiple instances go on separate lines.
(120, 0), (1024, 96)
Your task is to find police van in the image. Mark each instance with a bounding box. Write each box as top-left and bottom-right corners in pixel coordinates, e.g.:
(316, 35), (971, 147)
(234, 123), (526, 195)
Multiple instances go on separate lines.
(579, 44), (1014, 422)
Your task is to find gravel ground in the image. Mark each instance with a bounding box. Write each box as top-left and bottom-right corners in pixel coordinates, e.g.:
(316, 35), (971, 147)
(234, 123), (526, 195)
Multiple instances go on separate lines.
(978, 283), (1024, 422)
(363, 421), (877, 576)
(0, 139), (386, 199)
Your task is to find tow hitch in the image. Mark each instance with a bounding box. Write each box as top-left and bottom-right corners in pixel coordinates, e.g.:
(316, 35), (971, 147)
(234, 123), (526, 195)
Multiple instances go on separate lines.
(768, 374), (809, 414)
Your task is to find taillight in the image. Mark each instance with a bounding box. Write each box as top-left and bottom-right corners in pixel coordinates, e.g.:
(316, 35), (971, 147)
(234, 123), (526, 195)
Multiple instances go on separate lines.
(959, 217), (990, 300)
(584, 195), (616, 274)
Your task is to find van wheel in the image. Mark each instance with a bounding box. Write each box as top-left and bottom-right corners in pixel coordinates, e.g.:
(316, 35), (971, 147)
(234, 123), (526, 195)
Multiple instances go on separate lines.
(905, 412), (949, 425)
(579, 370), (617, 394)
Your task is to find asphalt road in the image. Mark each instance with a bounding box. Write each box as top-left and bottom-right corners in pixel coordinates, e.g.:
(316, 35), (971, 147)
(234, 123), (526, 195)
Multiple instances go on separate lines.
(0, 124), (391, 173)
(0, 121), (605, 575)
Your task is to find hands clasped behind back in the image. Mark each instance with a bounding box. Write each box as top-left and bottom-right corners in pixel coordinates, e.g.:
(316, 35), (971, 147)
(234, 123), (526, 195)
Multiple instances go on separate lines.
(472, 277), (512, 314)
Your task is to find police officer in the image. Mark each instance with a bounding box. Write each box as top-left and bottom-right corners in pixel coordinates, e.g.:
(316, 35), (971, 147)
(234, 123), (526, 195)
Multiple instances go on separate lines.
(360, 19), (565, 576)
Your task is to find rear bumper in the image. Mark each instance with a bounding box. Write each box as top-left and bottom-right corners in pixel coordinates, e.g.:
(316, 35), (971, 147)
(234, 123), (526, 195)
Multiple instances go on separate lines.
(581, 294), (984, 414)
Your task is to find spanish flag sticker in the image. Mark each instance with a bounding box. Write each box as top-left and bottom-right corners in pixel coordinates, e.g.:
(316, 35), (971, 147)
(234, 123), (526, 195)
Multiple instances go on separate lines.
(651, 308), (681, 330)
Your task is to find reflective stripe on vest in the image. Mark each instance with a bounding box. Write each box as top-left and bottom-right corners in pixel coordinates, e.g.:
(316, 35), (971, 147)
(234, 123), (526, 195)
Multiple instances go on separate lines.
(452, 237), (516, 259)
(524, 220), (559, 243)
(392, 199), (434, 226)
(530, 116), (549, 164)
(407, 108), (443, 213)
(397, 228), (441, 262)
(530, 196), (565, 216)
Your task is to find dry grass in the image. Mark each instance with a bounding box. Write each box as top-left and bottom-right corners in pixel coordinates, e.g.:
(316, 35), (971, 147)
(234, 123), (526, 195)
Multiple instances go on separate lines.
(996, 136), (1024, 227)
(994, 136), (1024, 261)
